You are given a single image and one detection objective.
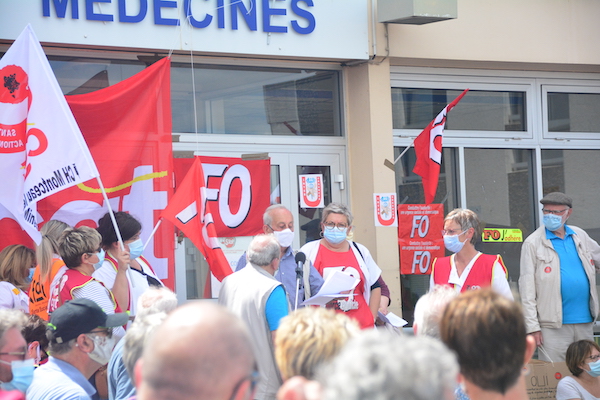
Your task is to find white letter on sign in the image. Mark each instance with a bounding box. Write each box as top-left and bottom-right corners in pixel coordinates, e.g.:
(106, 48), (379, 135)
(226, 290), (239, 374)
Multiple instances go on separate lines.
(219, 164), (252, 229)
(410, 215), (429, 238)
(412, 251), (431, 274)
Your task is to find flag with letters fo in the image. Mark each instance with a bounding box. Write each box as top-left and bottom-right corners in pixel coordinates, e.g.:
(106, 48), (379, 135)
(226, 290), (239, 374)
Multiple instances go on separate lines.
(0, 25), (99, 243)
(161, 157), (232, 282)
(412, 89), (469, 204)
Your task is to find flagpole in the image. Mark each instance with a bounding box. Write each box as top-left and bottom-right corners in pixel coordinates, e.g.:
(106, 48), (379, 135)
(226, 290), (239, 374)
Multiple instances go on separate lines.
(95, 176), (126, 251)
(393, 137), (417, 165)
(143, 218), (162, 251)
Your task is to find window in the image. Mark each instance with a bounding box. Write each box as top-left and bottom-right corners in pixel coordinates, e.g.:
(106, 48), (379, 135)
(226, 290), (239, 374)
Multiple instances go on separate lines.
(392, 88), (526, 132)
(171, 64), (341, 136)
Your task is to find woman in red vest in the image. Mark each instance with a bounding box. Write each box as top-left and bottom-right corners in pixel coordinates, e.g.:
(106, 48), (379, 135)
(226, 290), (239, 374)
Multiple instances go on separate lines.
(430, 208), (513, 299)
(48, 226), (126, 338)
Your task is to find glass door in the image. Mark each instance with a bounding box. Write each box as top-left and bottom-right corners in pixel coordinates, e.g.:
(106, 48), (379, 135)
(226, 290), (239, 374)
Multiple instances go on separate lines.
(174, 149), (346, 301)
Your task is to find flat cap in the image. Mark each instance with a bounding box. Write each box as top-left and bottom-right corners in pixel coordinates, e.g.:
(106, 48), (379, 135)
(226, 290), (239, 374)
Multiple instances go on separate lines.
(540, 192), (572, 208)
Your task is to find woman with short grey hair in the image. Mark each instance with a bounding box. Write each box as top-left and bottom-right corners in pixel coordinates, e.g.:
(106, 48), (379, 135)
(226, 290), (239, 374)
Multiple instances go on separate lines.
(300, 202), (382, 329)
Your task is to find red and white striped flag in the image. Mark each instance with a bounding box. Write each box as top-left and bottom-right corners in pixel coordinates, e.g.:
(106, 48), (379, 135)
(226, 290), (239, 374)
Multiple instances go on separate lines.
(413, 89), (469, 204)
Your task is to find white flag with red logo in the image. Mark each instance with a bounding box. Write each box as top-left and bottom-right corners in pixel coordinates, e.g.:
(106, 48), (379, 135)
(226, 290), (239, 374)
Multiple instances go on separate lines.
(0, 25), (98, 243)
(161, 157), (232, 282)
(412, 89), (469, 204)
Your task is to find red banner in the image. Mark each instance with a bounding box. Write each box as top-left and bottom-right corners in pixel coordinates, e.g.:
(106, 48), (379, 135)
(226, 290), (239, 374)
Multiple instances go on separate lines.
(398, 204), (445, 275)
(173, 156), (270, 237)
(0, 58), (175, 288)
(162, 157), (231, 281)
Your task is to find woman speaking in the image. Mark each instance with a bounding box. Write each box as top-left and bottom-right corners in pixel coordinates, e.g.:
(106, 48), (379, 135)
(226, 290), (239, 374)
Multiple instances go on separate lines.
(300, 203), (382, 329)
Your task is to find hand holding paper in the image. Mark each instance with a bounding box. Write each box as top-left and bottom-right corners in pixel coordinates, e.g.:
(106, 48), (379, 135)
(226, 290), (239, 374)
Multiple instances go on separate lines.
(302, 270), (359, 306)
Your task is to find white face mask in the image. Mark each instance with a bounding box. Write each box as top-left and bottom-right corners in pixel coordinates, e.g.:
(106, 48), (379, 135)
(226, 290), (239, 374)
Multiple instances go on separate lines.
(273, 228), (294, 248)
(87, 334), (116, 365)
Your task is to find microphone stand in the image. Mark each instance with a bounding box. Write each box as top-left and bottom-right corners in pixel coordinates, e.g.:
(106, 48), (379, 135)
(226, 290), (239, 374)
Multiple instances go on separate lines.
(294, 263), (303, 311)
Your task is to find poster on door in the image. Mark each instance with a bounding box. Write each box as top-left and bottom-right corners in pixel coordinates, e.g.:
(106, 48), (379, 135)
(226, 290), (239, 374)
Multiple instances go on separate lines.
(398, 204), (445, 275)
(299, 174), (324, 208)
(373, 193), (398, 227)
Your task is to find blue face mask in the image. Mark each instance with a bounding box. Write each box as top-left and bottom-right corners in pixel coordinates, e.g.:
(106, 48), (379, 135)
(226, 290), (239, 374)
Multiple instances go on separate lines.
(543, 214), (564, 232)
(0, 358), (35, 393)
(443, 231), (467, 253)
(587, 359), (600, 377)
(94, 248), (106, 270)
(128, 239), (144, 259)
(323, 227), (347, 245)
(26, 268), (35, 284)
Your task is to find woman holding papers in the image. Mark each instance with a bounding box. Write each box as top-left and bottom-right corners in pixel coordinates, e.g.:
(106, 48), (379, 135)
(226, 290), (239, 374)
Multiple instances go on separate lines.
(300, 202), (382, 329)
(430, 208), (513, 300)
(94, 212), (163, 317)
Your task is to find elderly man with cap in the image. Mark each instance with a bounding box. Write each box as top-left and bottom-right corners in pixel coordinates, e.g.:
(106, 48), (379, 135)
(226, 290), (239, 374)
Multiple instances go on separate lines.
(519, 192), (600, 362)
(27, 298), (129, 400)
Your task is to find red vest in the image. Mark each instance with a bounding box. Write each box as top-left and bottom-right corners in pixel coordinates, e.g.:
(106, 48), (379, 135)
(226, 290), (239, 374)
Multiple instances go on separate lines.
(57, 269), (121, 312)
(432, 253), (507, 292)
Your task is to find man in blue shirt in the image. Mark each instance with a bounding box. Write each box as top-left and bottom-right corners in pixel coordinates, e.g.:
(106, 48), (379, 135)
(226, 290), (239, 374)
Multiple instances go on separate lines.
(519, 192), (600, 362)
(237, 204), (323, 309)
(220, 234), (290, 400)
(27, 299), (129, 400)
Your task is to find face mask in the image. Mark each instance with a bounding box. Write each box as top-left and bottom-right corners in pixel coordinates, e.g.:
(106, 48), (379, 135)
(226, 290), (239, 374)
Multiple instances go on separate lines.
(94, 249), (106, 270)
(587, 359), (600, 377)
(87, 334), (116, 365)
(26, 268), (35, 283)
(323, 227), (347, 245)
(543, 214), (564, 232)
(443, 231), (467, 253)
(273, 229), (294, 248)
(127, 239), (144, 259)
(0, 358), (35, 393)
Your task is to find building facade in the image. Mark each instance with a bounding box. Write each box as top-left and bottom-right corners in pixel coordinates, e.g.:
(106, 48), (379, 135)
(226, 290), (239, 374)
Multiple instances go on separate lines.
(2, 0), (599, 320)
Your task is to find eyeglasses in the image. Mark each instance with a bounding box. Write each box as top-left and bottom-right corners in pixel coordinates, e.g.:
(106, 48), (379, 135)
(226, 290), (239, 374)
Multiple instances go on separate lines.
(88, 328), (113, 339)
(542, 208), (569, 215)
(588, 354), (600, 362)
(87, 247), (102, 255)
(323, 222), (348, 230)
(229, 369), (260, 400)
(441, 229), (466, 236)
(0, 352), (26, 361)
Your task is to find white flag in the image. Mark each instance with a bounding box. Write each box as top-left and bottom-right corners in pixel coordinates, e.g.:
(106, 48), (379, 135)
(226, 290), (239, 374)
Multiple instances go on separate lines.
(0, 25), (99, 243)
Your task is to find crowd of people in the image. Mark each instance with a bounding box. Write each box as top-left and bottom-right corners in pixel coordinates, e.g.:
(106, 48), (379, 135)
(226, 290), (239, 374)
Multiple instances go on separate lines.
(1, 191), (600, 400)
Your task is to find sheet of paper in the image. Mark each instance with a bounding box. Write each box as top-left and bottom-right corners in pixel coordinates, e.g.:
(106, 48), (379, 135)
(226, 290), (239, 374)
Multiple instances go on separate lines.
(302, 270), (359, 306)
(377, 311), (408, 327)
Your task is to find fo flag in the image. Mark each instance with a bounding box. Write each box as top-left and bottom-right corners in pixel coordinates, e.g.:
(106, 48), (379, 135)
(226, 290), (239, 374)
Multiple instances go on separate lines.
(0, 25), (98, 243)
(161, 157), (232, 282)
(413, 89), (469, 204)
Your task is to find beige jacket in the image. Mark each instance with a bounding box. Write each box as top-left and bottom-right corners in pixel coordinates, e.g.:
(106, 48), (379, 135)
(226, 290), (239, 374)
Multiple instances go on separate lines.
(519, 225), (600, 333)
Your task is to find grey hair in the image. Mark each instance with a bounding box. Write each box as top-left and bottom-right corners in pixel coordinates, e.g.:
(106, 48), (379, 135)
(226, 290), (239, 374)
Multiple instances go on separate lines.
(0, 309), (27, 350)
(247, 234), (280, 267)
(263, 204), (290, 226)
(135, 286), (178, 320)
(444, 208), (481, 245)
(318, 330), (458, 400)
(321, 203), (353, 227)
(413, 285), (458, 339)
(124, 312), (168, 382)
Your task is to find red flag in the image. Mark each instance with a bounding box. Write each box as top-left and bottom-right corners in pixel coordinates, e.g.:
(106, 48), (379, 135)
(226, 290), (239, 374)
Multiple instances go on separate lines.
(413, 89), (469, 204)
(161, 157), (232, 282)
(0, 57), (175, 288)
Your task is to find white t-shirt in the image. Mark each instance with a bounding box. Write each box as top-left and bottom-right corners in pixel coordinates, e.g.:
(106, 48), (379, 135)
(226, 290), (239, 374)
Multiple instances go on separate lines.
(0, 281), (28, 312)
(429, 252), (514, 300)
(556, 375), (600, 400)
(93, 256), (163, 316)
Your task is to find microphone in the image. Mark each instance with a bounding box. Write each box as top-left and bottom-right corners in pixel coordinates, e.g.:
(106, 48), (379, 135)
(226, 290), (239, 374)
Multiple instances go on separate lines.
(295, 252), (306, 280)
(294, 252), (306, 310)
